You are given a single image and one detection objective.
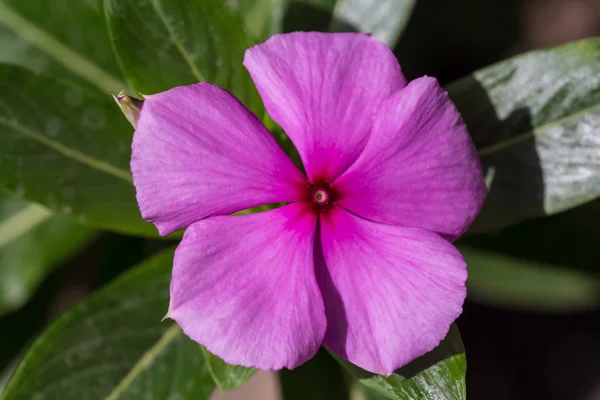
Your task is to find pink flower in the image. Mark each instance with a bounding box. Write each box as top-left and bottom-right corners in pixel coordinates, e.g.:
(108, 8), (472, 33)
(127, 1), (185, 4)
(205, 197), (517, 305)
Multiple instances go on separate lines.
(131, 32), (486, 374)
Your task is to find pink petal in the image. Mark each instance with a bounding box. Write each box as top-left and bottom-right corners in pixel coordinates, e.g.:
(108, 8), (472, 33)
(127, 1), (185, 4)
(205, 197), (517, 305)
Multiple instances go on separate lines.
(244, 32), (406, 182)
(131, 83), (307, 236)
(168, 203), (325, 370)
(317, 206), (467, 375)
(334, 76), (486, 241)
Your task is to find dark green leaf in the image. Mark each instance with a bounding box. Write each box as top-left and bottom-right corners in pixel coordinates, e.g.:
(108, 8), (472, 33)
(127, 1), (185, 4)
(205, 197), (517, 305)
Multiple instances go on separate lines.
(0, 0), (127, 93)
(279, 0), (337, 32)
(105, 0), (263, 115)
(461, 245), (600, 312)
(0, 191), (95, 316)
(1, 248), (215, 400)
(0, 65), (156, 236)
(447, 38), (600, 232)
(200, 346), (255, 391)
(0, 354), (20, 394)
(335, 324), (466, 400)
(279, 349), (349, 400)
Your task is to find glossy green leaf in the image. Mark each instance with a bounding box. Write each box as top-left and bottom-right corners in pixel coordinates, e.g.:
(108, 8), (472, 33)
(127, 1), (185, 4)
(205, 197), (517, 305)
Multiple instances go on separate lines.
(335, 324), (466, 400)
(200, 346), (255, 391)
(1, 248), (215, 400)
(447, 38), (600, 232)
(461, 245), (600, 312)
(0, 65), (156, 236)
(0, 0), (127, 93)
(279, 349), (349, 400)
(0, 191), (95, 316)
(105, 0), (263, 114)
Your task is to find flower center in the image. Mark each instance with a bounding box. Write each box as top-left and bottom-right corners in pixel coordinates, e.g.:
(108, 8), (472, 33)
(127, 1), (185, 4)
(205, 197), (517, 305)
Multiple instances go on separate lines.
(308, 181), (337, 212)
(314, 189), (329, 204)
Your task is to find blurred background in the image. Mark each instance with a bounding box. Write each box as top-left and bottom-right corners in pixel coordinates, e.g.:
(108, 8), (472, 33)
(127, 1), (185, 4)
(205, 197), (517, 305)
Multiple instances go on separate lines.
(2, 0), (600, 399)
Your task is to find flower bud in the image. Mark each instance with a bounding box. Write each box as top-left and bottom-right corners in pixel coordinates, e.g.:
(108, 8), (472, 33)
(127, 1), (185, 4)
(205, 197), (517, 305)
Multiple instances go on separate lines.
(113, 91), (144, 128)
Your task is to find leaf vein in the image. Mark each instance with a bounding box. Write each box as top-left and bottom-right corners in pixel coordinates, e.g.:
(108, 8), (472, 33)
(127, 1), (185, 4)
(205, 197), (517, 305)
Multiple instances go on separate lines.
(0, 203), (51, 248)
(0, 117), (132, 183)
(0, 2), (128, 94)
(149, 0), (206, 83)
(104, 324), (181, 400)
(477, 101), (600, 156)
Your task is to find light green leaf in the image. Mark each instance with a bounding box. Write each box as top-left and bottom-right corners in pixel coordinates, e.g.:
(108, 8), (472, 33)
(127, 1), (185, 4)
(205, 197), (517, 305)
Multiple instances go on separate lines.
(461, 245), (600, 312)
(1, 248), (215, 400)
(0, 191), (95, 316)
(0, 64), (156, 236)
(0, 0), (127, 93)
(105, 0), (263, 115)
(335, 324), (466, 400)
(279, 349), (349, 400)
(200, 346), (255, 391)
(447, 38), (600, 232)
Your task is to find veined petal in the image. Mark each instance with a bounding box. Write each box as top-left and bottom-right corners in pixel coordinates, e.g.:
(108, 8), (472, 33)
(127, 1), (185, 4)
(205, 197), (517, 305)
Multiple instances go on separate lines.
(131, 83), (307, 236)
(318, 206), (467, 375)
(168, 203), (325, 370)
(334, 77), (486, 241)
(244, 32), (406, 182)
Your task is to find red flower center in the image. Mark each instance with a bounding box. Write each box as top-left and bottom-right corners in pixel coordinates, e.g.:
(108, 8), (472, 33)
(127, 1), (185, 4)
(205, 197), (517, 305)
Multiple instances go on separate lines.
(307, 181), (337, 212)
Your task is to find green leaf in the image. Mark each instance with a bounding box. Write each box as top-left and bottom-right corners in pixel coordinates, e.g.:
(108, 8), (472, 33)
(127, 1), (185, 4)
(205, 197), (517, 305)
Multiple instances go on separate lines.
(277, 0), (415, 47)
(0, 65), (157, 236)
(0, 23), (61, 78)
(200, 346), (255, 391)
(331, 0), (417, 48)
(355, 385), (390, 400)
(105, 0), (263, 114)
(0, 1), (156, 238)
(0, 353), (20, 394)
(0, 191), (95, 316)
(461, 245), (600, 312)
(447, 38), (600, 232)
(0, 0), (127, 93)
(335, 324), (466, 400)
(279, 349), (349, 400)
(225, 0), (275, 41)
(278, 0), (337, 32)
(1, 248), (215, 400)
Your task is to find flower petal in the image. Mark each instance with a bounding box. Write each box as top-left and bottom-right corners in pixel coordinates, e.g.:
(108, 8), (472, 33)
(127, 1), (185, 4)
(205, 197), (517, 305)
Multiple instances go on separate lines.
(334, 76), (486, 241)
(244, 32), (406, 182)
(317, 206), (467, 375)
(168, 203), (325, 370)
(132, 83), (307, 236)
